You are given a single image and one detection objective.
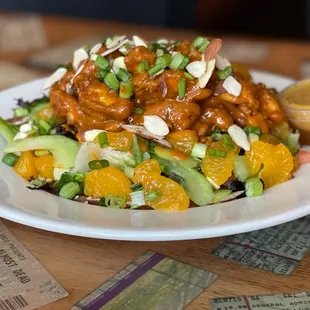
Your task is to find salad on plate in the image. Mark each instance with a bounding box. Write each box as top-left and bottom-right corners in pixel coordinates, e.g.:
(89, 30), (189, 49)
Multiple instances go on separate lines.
(0, 35), (304, 211)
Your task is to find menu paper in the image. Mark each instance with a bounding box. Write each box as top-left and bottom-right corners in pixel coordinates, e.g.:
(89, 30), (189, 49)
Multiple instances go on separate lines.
(211, 292), (310, 310)
(0, 220), (68, 310)
(72, 250), (218, 310)
(212, 215), (310, 275)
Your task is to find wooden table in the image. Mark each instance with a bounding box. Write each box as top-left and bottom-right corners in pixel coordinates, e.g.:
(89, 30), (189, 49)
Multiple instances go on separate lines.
(1, 13), (310, 310)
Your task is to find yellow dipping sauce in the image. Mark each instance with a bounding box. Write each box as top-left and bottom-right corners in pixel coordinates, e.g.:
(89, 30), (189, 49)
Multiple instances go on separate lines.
(278, 79), (310, 144)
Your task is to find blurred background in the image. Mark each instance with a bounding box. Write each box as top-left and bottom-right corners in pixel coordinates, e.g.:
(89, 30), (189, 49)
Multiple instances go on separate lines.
(0, 0), (310, 91)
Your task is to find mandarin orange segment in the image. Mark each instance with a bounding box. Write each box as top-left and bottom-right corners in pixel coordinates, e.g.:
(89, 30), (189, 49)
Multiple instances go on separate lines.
(34, 155), (55, 180)
(202, 141), (237, 186)
(166, 130), (198, 155)
(106, 130), (133, 151)
(133, 159), (189, 211)
(14, 151), (38, 180)
(245, 141), (294, 188)
(84, 166), (132, 200)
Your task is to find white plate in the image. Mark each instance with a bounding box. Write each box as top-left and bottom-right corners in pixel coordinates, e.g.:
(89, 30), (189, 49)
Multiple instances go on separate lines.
(0, 71), (309, 241)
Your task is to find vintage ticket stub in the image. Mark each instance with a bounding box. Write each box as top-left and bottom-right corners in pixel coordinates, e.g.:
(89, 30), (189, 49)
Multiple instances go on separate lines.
(212, 216), (310, 275)
(72, 250), (218, 310)
(211, 291), (310, 310)
(0, 15), (47, 52)
(0, 220), (68, 310)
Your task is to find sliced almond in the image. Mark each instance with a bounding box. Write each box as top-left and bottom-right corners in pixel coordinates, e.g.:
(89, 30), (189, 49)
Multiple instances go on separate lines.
(132, 35), (148, 48)
(113, 56), (127, 71)
(198, 58), (215, 88)
(106, 35), (126, 49)
(101, 39), (129, 57)
(72, 48), (89, 71)
(13, 132), (27, 140)
(66, 62), (86, 94)
(90, 42), (102, 54)
(228, 125), (250, 151)
(215, 54), (231, 70)
(42, 67), (67, 90)
(204, 38), (222, 62)
(19, 123), (32, 133)
(223, 76), (242, 97)
(144, 115), (169, 137)
(186, 61), (207, 78)
(121, 124), (164, 140)
(157, 39), (169, 45)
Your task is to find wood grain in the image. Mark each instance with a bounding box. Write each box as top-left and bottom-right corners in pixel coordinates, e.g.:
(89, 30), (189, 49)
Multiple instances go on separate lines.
(0, 12), (310, 310)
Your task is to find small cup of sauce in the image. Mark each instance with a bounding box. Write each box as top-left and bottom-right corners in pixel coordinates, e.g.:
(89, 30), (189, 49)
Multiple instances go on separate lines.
(278, 79), (310, 145)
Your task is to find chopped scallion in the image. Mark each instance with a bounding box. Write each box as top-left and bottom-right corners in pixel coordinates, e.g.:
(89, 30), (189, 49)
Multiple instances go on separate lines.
(155, 54), (171, 68)
(34, 149), (51, 157)
(115, 68), (131, 83)
(143, 152), (151, 160)
(14, 107), (29, 117)
(191, 143), (207, 158)
(119, 81), (134, 99)
(130, 190), (145, 208)
(38, 119), (51, 135)
(105, 193), (126, 208)
(211, 133), (222, 141)
(146, 190), (161, 202)
(138, 61), (149, 73)
(207, 148), (227, 158)
(131, 183), (143, 191)
(98, 132), (108, 148)
(97, 69), (109, 81)
(104, 72), (120, 91)
(73, 173), (85, 183)
(221, 134), (235, 150)
(174, 41), (181, 47)
(184, 72), (194, 80)
(169, 52), (184, 70)
(178, 78), (186, 99)
(59, 182), (80, 199)
(198, 40), (210, 53)
(217, 66), (233, 80)
(245, 177), (263, 197)
(244, 126), (261, 136)
(2, 153), (19, 166)
(124, 167), (135, 178)
(148, 64), (163, 76)
(131, 135), (143, 164)
(88, 159), (109, 170)
(156, 49), (164, 57)
(95, 55), (110, 70)
(190, 37), (206, 51)
(178, 55), (189, 70)
(52, 172), (73, 189)
(28, 178), (46, 189)
(133, 107), (144, 114)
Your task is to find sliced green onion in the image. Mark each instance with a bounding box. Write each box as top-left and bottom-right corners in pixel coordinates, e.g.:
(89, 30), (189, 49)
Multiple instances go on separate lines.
(131, 183), (143, 192)
(217, 66), (233, 80)
(99, 197), (107, 207)
(52, 172), (73, 189)
(143, 152), (151, 160)
(115, 68), (131, 83)
(198, 40), (210, 53)
(207, 148), (227, 158)
(98, 132), (108, 148)
(190, 37), (206, 51)
(178, 78), (186, 99)
(59, 182), (80, 199)
(221, 134), (235, 150)
(245, 177), (263, 197)
(133, 107), (144, 114)
(148, 64), (164, 76)
(184, 72), (194, 80)
(97, 69), (109, 81)
(2, 153), (19, 166)
(248, 133), (259, 144)
(244, 126), (261, 136)
(28, 178), (46, 189)
(14, 107), (29, 117)
(132, 135), (143, 165)
(88, 159), (109, 170)
(146, 190), (161, 202)
(178, 55), (189, 70)
(156, 49), (164, 57)
(138, 61), (149, 73)
(105, 193), (127, 208)
(34, 149), (51, 157)
(38, 119), (51, 135)
(169, 52), (185, 70)
(211, 133), (222, 141)
(95, 55), (109, 70)
(119, 81), (134, 99)
(124, 167), (135, 178)
(104, 72), (120, 91)
(155, 54), (171, 68)
(130, 190), (145, 208)
(191, 143), (207, 158)
(174, 41), (181, 47)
